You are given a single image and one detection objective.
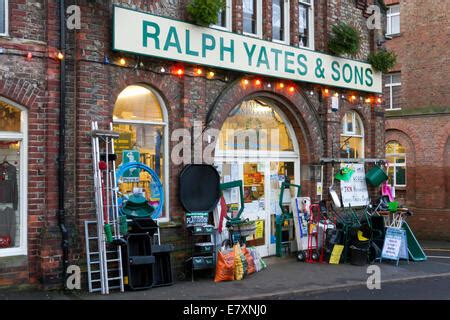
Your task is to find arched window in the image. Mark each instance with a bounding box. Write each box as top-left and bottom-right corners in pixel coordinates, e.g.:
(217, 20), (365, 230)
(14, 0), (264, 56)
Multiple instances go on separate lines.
(0, 97), (27, 257)
(217, 99), (295, 154)
(340, 111), (364, 159)
(386, 141), (406, 187)
(113, 85), (169, 220)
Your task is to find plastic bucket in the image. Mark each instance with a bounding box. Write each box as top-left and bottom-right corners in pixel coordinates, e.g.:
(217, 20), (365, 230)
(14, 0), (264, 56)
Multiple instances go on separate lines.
(366, 165), (388, 187)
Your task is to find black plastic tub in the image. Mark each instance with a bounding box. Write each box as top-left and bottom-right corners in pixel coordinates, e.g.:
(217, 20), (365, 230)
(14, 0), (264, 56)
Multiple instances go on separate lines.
(350, 245), (369, 266)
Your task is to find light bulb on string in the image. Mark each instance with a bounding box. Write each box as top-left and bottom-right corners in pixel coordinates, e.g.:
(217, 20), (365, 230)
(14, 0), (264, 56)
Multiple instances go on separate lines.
(119, 58), (126, 66)
(160, 67), (166, 73)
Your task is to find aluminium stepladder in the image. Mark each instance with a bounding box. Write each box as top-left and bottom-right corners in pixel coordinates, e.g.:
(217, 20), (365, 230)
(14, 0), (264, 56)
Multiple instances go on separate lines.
(85, 121), (124, 294)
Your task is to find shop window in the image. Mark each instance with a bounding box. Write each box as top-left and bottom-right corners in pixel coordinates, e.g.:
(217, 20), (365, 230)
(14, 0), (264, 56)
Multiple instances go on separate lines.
(386, 4), (400, 36)
(217, 99), (294, 154)
(243, 0), (262, 38)
(212, 0), (232, 31)
(386, 141), (406, 187)
(113, 85), (169, 220)
(384, 73), (402, 110)
(0, 98), (27, 257)
(299, 0), (314, 49)
(340, 111), (364, 159)
(272, 0), (289, 43)
(0, 0), (7, 36)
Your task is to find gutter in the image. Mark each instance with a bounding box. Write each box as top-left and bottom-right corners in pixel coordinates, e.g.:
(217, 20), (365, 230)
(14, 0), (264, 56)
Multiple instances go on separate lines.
(57, 0), (69, 287)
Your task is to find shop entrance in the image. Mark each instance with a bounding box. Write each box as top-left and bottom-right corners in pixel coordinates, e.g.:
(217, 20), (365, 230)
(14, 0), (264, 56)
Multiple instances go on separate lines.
(214, 99), (300, 257)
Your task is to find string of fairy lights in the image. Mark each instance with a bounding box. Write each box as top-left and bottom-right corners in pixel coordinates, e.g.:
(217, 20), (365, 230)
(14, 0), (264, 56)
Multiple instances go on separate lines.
(1, 46), (383, 105)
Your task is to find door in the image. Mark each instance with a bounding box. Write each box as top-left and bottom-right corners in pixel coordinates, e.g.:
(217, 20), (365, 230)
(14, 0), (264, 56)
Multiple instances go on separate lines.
(267, 161), (299, 256)
(215, 158), (299, 257)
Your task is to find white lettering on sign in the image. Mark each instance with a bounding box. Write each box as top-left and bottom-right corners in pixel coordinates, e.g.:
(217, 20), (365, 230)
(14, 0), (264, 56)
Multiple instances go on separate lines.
(113, 6), (382, 93)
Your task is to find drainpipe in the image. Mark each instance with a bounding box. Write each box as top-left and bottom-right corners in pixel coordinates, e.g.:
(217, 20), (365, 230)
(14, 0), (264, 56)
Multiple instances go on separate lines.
(58, 0), (69, 287)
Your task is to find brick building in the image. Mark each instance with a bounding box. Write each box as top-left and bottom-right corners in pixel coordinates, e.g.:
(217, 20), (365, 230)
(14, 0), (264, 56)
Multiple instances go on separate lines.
(0, 0), (387, 288)
(382, 0), (450, 240)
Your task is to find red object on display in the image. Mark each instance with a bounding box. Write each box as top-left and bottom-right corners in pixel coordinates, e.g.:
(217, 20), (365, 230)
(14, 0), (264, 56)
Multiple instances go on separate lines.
(98, 161), (107, 170)
(218, 196), (228, 234)
(0, 235), (11, 248)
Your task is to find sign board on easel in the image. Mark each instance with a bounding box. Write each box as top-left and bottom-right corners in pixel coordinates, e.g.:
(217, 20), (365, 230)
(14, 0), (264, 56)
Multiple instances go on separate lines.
(381, 227), (408, 266)
(340, 164), (369, 207)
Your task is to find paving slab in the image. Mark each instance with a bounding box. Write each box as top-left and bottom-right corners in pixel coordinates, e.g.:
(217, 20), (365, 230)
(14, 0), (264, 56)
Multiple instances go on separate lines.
(1, 241), (449, 300)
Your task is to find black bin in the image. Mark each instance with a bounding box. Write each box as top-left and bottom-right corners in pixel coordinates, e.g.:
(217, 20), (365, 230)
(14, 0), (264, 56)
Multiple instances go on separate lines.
(152, 244), (174, 287)
(122, 233), (155, 290)
(349, 245), (369, 266)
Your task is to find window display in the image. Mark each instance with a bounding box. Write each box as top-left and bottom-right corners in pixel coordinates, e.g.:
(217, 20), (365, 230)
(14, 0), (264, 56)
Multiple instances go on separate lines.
(113, 85), (168, 219)
(0, 99), (25, 252)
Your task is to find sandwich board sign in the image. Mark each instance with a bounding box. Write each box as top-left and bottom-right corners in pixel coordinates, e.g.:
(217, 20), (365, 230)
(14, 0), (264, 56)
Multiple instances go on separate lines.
(380, 227), (408, 266)
(340, 164), (369, 207)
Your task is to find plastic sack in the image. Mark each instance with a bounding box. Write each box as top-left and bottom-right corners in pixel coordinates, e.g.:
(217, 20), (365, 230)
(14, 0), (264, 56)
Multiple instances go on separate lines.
(248, 246), (266, 272)
(241, 245), (256, 275)
(240, 251), (248, 276)
(214, 248), (235, 282)
(233, 243), (244, 280)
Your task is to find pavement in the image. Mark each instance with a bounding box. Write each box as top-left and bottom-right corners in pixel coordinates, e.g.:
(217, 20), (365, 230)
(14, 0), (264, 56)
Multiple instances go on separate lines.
(0, 240), (449, 300)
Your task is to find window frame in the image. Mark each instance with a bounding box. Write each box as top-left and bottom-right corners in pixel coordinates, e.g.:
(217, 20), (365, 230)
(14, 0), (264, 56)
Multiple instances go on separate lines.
(386, 141), (406, 187)
(386, 4), (400, 36)
(0, 97), (28, 258)
(0, 0), (8, 37)
(272, 0), (290, 45)
(243, 0), (263, 39)
(298, 0), (314, 50)
(340, 111), (365, 159)
(112, 85), (170, 223)
(385, 73), (401, 111)
(211, 0), (232, 32)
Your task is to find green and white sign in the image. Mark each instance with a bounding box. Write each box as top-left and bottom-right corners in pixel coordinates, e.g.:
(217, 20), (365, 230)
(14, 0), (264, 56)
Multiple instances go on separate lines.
(113, 6), (382, 93)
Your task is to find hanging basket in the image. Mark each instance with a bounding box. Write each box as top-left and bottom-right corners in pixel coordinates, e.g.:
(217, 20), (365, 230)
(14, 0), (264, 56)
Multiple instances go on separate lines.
(229, 221), (257, 237)
(366, 165), (388, 187)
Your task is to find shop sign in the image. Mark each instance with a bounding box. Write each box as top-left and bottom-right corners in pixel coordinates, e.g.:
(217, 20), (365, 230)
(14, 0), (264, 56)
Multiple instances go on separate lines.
(186, 212), (209, 227)
(113, 6), (382, 93)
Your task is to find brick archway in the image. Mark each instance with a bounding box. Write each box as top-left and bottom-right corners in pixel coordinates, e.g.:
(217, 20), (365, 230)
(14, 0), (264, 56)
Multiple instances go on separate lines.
(205, 77), (325, 197)
(205, 77), (324, 166)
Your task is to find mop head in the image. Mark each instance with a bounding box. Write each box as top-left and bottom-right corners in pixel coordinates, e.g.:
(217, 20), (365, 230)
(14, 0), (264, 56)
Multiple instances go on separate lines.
(99, 161), (107, 170)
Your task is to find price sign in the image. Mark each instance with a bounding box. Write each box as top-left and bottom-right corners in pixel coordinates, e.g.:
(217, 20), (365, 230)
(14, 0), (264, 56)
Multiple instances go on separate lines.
(340, 164), (369, 207)
(381, 227), (408, 264)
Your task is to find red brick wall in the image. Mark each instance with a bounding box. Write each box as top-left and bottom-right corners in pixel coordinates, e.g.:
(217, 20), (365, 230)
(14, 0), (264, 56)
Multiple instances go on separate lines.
(385, 0), (450, 110)
(383, 0), (450, 240)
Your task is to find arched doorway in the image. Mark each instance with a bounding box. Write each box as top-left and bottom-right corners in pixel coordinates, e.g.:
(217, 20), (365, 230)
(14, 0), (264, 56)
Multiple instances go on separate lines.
(112, 84), (170, 221)
(214, 98), (300, 257)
